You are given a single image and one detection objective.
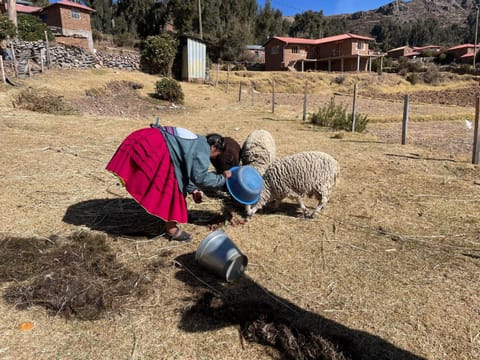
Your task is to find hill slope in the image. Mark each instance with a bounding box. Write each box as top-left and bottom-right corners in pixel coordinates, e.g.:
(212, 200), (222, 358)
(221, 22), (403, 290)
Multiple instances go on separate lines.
(328, 0), (478, 37)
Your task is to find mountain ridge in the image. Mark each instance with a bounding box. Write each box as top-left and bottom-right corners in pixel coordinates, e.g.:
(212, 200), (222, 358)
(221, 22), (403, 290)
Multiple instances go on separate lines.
(328, 0), (478, 38)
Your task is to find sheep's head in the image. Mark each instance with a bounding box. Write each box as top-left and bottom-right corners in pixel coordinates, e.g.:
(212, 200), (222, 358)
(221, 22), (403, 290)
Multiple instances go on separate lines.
(245, 182), (271, 217)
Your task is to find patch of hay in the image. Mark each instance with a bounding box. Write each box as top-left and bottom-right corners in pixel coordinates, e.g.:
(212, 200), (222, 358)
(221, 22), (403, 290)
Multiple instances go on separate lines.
(14, 87), (78, 114)
(2, 231), (154, 320)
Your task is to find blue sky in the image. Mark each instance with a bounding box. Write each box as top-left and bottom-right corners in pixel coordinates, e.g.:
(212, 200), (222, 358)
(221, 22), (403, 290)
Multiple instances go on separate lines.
(257, 0), (402, 16)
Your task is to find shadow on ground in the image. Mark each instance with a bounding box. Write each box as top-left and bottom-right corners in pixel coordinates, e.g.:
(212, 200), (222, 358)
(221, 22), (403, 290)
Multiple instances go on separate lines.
(63, 197), (252, 237)
(174, 252), (426, 360)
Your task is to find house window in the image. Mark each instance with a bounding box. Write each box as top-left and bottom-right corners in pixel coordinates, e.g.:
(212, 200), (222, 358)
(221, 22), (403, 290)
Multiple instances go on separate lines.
(271, 46), (279, 55)
(291, 46), (299, 54)
(71, 9), (81, 20)
(357, 42), (365, 50)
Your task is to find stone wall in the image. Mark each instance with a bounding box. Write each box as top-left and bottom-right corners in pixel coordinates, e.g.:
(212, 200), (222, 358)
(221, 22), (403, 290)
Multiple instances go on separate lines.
(7, 40), (140, 73)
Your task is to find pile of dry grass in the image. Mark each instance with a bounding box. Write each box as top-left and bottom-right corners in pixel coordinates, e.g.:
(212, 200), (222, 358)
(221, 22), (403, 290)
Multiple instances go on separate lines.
(13, 87), (78, 115)
(1, 231), (156, 320)
(85, 80), (144, 97)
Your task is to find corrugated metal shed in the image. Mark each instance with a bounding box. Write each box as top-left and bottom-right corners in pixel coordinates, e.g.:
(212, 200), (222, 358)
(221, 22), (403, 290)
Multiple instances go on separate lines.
(182, 37), (206, 82)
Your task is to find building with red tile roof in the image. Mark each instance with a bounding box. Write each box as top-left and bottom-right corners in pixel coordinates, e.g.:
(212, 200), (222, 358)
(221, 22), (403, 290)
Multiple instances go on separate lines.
(264, 33), (380, 72)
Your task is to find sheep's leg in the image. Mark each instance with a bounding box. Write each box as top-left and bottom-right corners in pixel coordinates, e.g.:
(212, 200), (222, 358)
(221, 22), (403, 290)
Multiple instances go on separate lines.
(295, 196), (309, 218)
(310, 191), (328, 218)
(271, 199), (281, 209)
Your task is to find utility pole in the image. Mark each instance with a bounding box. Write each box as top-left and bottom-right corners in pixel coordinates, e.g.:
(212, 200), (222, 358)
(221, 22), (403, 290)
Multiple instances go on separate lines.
(7, 0), (17, 28)
(198, 0), (203, 40)
(474, 3), (479, 70)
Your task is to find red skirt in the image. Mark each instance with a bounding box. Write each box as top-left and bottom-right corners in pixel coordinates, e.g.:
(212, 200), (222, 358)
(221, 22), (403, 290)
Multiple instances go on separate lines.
(106, 128), (188, 223)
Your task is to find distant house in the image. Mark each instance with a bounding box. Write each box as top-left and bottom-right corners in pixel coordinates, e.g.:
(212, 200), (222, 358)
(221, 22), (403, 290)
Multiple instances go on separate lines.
(446, 44), (478, 64)
(264, 33), (379, 72)
(245, 45), (265, 63)
(413, 45), (441, 54)
(387, 46), (413, 59)
(1, 0), (96, 51)
(38, 0), (96, 51)
(1, 1), (41, 15)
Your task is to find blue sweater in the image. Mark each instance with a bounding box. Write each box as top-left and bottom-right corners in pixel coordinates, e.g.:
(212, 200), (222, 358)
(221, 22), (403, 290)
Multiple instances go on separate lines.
(157, 127), (226, 195)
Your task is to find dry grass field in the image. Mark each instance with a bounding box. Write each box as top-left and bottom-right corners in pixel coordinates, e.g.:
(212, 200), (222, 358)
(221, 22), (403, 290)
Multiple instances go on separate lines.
(1, 68), (479, 360)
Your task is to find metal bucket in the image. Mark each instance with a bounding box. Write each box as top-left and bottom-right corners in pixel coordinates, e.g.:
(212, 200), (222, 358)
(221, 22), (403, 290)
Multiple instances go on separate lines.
(195, 230), (248, 282)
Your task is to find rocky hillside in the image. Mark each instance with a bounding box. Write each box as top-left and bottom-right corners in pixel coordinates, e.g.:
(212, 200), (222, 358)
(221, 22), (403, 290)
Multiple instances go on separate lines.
(329, 0), (478, 36)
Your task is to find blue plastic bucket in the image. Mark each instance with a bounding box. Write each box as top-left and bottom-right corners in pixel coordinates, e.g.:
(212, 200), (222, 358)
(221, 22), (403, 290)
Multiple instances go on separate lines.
(195, 230), (248, 282)
(226, 165), (263, 205)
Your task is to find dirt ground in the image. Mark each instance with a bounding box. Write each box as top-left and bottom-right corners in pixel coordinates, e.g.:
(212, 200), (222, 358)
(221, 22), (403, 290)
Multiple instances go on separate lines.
(0, 69), (479, 360)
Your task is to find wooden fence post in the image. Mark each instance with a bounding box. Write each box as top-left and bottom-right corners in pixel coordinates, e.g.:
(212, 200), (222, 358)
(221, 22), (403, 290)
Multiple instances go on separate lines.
(402, 94), (410, 145)
(10, 43), (17, 77)
(251, 84), (254, 107)
(0, 56), (5, 84)
(44, 31), (51, 69)
(226, 63), (230, 93)
(302, 81), (308, 122)
(352, 83), (358, 132)
(238, 81), (242, 101)
(40, 52), (44, 73)
(472, 96), (480, 164)
(271, 78), (275, 113)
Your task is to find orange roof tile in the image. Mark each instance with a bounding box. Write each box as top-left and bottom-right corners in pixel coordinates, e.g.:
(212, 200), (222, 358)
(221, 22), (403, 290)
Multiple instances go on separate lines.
(447, 44), (476, 51)
(269, 33), (374, 46)
(43, 0), (95, 13)
(3, 3), (41, 13)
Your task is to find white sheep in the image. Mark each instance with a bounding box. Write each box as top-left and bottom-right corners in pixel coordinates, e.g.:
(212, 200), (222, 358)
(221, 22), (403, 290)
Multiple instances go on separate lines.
(240, 129), (276, 175)
(246, 151), (340, 218)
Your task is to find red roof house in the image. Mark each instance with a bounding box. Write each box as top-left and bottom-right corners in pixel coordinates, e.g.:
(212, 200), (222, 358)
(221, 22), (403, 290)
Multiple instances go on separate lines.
(38, 0), (96, 50)
(2, 2), (41, 14)
(446, 44), (478, 64)
(264, 33), (379, 72)
(1, 0), (96, 51)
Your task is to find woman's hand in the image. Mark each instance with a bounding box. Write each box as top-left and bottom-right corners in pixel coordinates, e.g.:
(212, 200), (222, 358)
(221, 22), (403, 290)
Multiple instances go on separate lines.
(192, 189), (203, 203)
(223, 170), (232, 179)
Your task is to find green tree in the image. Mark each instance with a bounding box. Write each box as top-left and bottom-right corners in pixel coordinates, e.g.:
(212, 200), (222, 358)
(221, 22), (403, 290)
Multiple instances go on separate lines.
(255, 0), (287, 44)
(289, 10), (325, 38)
(17, 14), (53, 41)
(0, 15), (16, 40)
(165, 0), (257, 61)
(140, 33), (177, 76)
(371, 19), (408, 51)
(114, 0), (156, 36)
(323, 17), (347, 37)
(86, 0), (114, 34)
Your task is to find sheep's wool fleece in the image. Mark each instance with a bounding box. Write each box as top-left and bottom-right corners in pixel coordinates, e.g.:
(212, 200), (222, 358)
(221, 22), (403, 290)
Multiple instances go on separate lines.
(241, 129), (276, 175)
(259, 151), (339, 206)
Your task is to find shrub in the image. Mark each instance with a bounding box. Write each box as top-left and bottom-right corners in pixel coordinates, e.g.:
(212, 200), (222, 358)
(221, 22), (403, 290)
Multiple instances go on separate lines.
(140, 34), (177, 76)
(423, 65), (441, 85)
(15, 88), (77, 115)
(405, 72), (419, 85)
(17, 14), (53, 41)
(334, 75), (346, 84)
(154, 78), (184, 104)
(0, 15), (16, 40)
(113, 32), (139, 48)
(310, 98), (368, 132)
